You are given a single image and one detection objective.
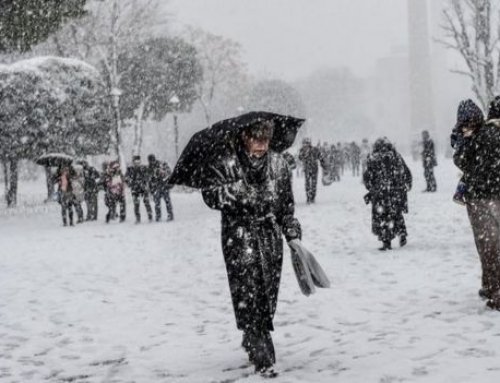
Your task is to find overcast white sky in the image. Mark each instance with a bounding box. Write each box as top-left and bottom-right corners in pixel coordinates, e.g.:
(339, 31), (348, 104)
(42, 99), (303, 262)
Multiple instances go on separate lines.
(169, 0), (409, 80)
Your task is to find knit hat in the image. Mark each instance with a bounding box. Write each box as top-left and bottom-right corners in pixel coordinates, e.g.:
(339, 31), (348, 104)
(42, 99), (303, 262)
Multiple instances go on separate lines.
(456, 99), (484, 129)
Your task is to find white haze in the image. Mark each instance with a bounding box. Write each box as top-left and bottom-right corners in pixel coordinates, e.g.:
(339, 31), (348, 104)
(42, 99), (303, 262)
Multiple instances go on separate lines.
(168, 0), (471, 153)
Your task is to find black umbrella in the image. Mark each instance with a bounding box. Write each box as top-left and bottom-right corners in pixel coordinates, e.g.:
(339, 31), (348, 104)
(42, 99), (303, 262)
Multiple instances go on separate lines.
(169, 111), (305, 189)
(35, 153), (74, 167)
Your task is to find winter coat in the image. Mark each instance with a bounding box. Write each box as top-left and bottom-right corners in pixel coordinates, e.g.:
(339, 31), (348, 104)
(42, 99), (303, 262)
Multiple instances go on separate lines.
(125, 165), (150, 194)
(298, 144), (321, 173)
(202, 149), (301, 332)
(422, 138), (437, 168)
(148, 160), (172, 193)
(71, 165), (85, 203)
(104, 171), (125, 197)
(83, 166), (100, 194)
(363, 145), (412, 240)
(453, 119), (500, 200)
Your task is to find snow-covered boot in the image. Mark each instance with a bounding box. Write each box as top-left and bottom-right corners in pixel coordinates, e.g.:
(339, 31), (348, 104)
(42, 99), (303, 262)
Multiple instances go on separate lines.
(378, 241), (392, 251)
(479, 288), (493, 300)
(399, 235), (407, 247)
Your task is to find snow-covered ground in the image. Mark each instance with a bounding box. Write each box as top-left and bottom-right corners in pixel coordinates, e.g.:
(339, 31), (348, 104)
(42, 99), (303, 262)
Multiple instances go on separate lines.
(1, 157), (500, 383)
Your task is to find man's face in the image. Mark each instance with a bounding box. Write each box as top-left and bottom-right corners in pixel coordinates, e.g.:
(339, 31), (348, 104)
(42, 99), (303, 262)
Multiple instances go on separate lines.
(243, 135), (271, 158)
(133, 159), (141, 167)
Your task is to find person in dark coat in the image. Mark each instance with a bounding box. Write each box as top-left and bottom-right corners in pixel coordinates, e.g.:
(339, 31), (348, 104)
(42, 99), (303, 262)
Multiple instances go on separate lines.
(147, 154), (174, 222)
(104, 161), (126, 223)
(421, 130), (437, 192)
(125, 155), (153, 223)
(82, 162), (100, 221)
(201, 121), (301, 375)
(298, 138), (321, 203)
(350, 141), (361, 176)
(452, 98), (500, 310)
(363, 138), (412, 250)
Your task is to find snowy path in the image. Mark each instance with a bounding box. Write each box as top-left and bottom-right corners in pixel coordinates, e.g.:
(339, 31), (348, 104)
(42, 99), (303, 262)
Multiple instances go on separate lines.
(1, 158), (500, 383)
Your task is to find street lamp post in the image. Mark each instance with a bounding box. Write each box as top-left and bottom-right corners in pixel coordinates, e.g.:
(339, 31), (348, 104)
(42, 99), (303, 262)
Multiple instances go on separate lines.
(170, 95), (180, 159)
(110, 87), (124, 169)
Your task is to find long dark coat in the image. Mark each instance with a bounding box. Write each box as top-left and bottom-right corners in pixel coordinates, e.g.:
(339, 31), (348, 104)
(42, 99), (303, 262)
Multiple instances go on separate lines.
(363, 145), (412, 242)
(202, 149), (301, 332)
(125, 165), (149, 194)
(298, 144), (320, 173)
(422, 138), (437, 169)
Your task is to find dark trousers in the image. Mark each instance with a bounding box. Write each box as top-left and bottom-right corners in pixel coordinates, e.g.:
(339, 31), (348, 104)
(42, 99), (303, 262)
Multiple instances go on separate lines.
(60, 192), (74, 226)
(153, 189), (174, 221)
(394, 211), (407, 237)
(467, 200), (500, 295)
(85, 191), (98, 220)
(305, 169), (318, 203)
(352, 161), (360, 176)
(132, 191), (152, 222)
(106, 194), (126, 222)
(424, 166), (437, 192)
(74, 200), (84, 223)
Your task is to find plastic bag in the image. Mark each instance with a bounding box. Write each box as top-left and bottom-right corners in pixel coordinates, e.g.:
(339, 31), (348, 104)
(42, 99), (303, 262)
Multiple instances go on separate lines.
(288, 239), (331, 296)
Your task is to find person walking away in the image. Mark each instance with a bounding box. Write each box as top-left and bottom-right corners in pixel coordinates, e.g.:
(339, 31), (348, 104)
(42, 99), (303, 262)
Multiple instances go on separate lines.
(202, 121), (302, 376)
(56, 166), (75, 226)
(298, 138), (321, 204)
(360, 138), (371, 176)
(104, 161), (126, 223)
(71, 164), (85, 223)
(126, 155), (153, 223)
(421, 130), (437, 192)
(335, 142), (344, 175)
(452, 98), (500, 310)
(82, 162), (100, 220)
(329, 144), (341, 182)
(147, 154), (174, 222)
(363, 138), (412, 250)
(350, 142), (361, 177)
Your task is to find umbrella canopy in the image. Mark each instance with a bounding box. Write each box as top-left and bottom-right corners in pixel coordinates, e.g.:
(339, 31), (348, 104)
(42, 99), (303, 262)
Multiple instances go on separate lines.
(169, 111), (305, 189)
(35, 153), (74, 167)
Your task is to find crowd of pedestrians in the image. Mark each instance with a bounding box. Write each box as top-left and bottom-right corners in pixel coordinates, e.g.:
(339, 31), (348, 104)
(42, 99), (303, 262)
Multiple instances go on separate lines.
(53, 154), (174, 226)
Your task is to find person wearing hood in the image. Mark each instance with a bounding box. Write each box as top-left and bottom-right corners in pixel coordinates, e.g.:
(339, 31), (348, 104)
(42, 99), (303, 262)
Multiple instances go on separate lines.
(104, 161), (126, 223)
(363, 137), (412, 250)
(201, 120), (301, 376)
(452, 98), (500, 310)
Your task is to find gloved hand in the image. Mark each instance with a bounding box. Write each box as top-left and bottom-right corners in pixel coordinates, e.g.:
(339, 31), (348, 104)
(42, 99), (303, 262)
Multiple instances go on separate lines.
(363, 192), (372, 205)
(282, 216), (301, 241)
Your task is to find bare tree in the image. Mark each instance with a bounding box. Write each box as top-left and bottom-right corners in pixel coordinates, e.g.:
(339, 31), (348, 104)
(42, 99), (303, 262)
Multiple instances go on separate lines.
(186, 27), (247, 125)
(42, 0), (167, 169)
(441, 0), (500, 109)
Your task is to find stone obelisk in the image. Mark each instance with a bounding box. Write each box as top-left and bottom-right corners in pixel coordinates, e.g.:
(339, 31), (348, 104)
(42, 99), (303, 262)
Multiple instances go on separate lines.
(407, 0), (436, 134)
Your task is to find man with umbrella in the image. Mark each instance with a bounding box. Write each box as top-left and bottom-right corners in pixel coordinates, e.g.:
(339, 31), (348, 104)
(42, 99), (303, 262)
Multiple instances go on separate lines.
(170, 112), (304, 376)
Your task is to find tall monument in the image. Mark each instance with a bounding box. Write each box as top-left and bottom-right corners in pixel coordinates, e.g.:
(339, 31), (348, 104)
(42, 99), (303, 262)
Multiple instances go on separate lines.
(407, 0), (436, 134)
